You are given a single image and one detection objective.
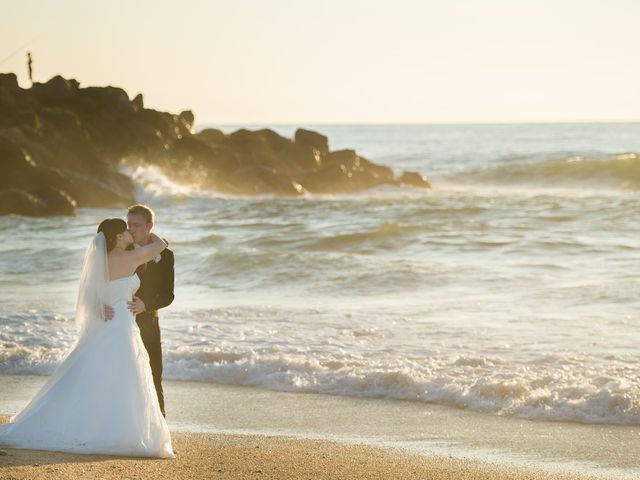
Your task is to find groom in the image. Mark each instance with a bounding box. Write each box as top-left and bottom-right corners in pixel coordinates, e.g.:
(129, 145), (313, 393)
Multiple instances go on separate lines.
(105, 204), (174, 418)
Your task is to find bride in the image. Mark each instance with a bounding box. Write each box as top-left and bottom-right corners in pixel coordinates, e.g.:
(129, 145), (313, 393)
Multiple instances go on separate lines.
(0, 218), (174, 458)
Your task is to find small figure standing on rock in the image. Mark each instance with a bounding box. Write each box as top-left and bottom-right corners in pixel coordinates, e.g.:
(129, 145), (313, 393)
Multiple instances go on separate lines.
(27, 51), (33, 85)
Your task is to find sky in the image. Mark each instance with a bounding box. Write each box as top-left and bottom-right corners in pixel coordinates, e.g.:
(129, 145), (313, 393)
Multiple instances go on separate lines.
(2, 0), (639, 125)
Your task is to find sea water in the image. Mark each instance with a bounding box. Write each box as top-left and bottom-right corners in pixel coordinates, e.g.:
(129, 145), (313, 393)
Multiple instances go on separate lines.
(1, 123), (639, 426)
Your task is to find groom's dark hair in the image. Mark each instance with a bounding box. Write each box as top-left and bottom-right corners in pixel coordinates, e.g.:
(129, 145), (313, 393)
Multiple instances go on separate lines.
(127, 204), (155, 225)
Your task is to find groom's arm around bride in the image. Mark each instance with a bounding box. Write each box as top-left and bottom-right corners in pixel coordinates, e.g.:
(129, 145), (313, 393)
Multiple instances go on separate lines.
(129, 245), (174, 316)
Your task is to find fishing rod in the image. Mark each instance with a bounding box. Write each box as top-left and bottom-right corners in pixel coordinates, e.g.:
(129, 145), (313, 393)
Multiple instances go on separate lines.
(0, 36), (40, 66)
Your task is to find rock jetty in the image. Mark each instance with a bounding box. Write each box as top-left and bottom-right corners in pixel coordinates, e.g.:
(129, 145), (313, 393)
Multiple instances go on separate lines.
(0, 73), (430, 216)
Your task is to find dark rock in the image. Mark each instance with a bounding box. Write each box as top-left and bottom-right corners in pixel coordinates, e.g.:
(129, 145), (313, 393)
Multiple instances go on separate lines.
(0, 188), (47, 216)
(0, 170), (76, 216)
(324, 149), (357, 166)
(29, 186), (77, 215)
(0, 185), (76, 216)
(31, 75), (79, 107)
(280, 143), (322, 173)
(0, 72), (431, 215)
(179, 110), (194, 130)
(300, 160), (391, 193)
(196, 128), (227, 145)
(223, 165), (303, 196)
(359, 157), (394, 181)
(132, 93), (144, 111)
(54, 170), (135, 208)
(398, 170), (431, 188)
(0, 134), (33, 170)
(173, 135), (215, 158)
(228, 128), (292, 155)
(0, 73), (19, 89)
(294, 128), (329, 156)
(39, 107), (82, 131)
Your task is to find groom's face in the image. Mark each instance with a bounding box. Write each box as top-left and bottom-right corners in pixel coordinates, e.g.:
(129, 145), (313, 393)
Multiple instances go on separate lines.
(127, 214), (152, 244)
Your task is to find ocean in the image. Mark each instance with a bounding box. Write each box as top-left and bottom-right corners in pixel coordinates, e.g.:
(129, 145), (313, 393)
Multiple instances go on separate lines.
(1, 123), (639, 427)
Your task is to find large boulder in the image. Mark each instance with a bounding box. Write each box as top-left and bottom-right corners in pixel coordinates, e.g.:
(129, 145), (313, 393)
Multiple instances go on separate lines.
(0, 73), (19, 89)
(398, 171), (431, 188)
(29, 186), (77, 215)
(131, 93), (144, 111)
(179, 110), (194, 130)
(196, 128), (227, 146)
(0, 186), (75, 216)
(31, 75), (80, 107)
(294, 128), (329, 156)
(0, 189), (48, 216)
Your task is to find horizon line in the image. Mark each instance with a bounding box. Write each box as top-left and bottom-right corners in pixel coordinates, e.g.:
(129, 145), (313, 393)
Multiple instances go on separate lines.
(198, 120), (640, 128)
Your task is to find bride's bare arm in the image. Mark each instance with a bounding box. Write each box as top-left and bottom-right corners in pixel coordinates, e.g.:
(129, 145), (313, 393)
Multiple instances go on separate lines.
(128, 233), (167, 267)
(103, 234), (167, 322)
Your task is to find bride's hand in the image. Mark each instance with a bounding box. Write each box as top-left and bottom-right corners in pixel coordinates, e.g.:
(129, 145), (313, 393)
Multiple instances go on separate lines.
(127, 296), (146, 315)
(104, 305), (114, 321)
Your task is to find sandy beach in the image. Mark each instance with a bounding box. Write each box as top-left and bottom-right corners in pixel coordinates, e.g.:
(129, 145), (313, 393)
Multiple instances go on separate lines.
(2, 376), (638, 479)
(0, 416), (598, 480)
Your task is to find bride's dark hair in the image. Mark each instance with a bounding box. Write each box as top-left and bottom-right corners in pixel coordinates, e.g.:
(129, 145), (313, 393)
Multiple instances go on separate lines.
(97, 218), (128, 252)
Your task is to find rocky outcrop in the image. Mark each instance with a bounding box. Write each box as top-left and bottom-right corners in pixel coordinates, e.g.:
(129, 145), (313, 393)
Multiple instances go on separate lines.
(0, 72), (431, 216)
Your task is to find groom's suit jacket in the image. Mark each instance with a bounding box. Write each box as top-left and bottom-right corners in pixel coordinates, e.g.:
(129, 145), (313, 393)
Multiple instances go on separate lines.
(135, 247), (175, 319)
(134, 245), (173, 418)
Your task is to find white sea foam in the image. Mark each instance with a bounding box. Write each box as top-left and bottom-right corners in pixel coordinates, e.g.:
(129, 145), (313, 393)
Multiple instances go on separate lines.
(119, 163), (201, 202)
(2, 325), (638, 425)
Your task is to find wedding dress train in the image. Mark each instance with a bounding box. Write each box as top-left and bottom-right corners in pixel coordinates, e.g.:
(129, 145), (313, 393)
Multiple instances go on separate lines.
(0, 273), (174, 458)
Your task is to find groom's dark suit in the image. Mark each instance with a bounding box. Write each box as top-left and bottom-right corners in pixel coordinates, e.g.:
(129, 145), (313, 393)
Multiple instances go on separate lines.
(134, 247), (174, 418)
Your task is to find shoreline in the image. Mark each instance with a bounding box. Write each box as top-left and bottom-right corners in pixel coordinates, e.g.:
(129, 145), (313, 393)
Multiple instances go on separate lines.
(2, 375), (639, 479)
(0, 423), (599, 480)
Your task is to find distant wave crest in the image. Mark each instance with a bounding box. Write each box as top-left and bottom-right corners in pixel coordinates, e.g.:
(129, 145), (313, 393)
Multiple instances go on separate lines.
(448, 152), (640, 189)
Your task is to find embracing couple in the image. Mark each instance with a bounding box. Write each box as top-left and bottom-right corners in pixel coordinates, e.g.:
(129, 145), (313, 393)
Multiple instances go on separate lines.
(0, 204), (175, 458)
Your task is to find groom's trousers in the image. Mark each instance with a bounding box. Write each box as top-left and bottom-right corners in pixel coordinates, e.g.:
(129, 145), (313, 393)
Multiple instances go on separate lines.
(136, 313), (165, 417)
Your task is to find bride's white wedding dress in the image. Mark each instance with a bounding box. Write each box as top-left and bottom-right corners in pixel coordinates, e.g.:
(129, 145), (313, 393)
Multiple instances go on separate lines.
(0, 272), (174, 458)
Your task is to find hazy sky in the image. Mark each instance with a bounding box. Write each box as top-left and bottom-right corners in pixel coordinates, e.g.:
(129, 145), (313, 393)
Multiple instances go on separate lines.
(2, 0), (639, 125)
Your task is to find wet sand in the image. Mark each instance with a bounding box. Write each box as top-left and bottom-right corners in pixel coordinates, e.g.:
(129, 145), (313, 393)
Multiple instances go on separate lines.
(2, 376), (638, 480)
(0, 423), (597, 480)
